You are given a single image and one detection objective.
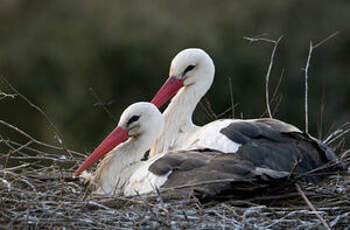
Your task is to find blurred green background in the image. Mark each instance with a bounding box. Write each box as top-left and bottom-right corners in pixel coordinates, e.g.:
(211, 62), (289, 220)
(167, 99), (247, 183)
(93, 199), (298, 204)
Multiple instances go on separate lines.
(0, 0), (349, 154)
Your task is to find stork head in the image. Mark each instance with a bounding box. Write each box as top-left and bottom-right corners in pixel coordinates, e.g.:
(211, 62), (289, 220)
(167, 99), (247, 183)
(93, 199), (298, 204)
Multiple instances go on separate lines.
(74, 102), (164, 177)
(151, 48), (215, 108)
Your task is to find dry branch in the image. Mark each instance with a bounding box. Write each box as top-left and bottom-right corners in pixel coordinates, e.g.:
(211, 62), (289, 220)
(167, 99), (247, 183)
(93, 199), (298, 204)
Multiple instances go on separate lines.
(89, 87), (118, 123)
(0, 76), (73, 158)
(295, 183), (331, 230)
(244, 35), (283, 119)
(302, 32), (339, 134)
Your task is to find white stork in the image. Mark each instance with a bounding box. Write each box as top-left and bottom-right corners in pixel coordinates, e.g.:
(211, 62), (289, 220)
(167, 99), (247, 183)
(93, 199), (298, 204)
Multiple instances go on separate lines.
(74, 102), (337, 197)
(149, 48), (336, 164)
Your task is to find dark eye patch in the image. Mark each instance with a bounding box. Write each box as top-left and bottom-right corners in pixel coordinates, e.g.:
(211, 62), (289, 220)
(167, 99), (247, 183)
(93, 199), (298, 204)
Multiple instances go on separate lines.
(127, 115), (140, 126)
(183, 65), (195, 75)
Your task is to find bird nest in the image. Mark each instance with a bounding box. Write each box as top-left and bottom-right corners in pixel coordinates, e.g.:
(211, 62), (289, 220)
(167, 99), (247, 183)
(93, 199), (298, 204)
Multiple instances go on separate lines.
(0, 120), (349, 230)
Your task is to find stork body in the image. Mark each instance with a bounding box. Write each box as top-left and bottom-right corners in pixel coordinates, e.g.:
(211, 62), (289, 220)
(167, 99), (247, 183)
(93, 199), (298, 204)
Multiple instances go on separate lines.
(149, 48), (337, 169)
(75, 103), (336, 197)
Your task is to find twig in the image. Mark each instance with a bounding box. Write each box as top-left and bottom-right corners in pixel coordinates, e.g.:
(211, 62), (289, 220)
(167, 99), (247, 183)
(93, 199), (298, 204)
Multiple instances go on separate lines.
(203, 97), (218, 120)
(293, 159), (340, 182)
(295, 183), (331, 230)
(318, 88), (326, 139)
(313, 31), (340, 49)
(243, 34), (275, 44)
(265, 36), (283, 118)
(288, 159), (302, 181)
(216, 105), (239, 119)
(228, 77), (235, 118)
(0, 163), (30, 172)
(0, 120), (84, 157)
(89, 88), (117, 123)
(302, 32), (339, 134)
(160, 178), (252, 191)
(0, 91), (17, 101)
(0, 76), (73, 158)
(271, 94), (283, 117)
(198, 101), (215, 121)
(323, 122), (350, 145)
(244, 35), (283, 118)
(303, 41), (312, 134)
(260, 69), (285, 118)
(271, 69), (285, 106)
(340, 149), (350, 159)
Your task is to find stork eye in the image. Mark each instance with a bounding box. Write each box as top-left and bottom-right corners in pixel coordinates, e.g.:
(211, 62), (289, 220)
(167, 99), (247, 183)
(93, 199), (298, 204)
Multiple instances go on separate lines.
(183, 65), (195, 75)
(127, 115), (140, 126)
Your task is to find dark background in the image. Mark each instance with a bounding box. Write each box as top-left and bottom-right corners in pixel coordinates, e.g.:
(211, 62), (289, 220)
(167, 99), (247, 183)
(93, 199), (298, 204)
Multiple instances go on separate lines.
(0, 0), (349, 154)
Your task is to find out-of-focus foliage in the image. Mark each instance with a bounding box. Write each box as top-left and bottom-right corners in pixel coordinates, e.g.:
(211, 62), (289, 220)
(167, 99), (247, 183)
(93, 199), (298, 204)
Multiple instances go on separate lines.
(0, 0), (349, 152)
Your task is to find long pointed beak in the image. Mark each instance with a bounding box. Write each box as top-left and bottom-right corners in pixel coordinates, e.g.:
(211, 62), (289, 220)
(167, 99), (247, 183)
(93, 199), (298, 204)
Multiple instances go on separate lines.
(151, 76), (184, 108)
(74, 126), (128, 177)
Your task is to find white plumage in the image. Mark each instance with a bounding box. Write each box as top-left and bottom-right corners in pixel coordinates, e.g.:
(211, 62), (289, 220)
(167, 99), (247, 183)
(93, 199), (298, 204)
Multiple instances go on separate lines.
(150, 48), (301, 156)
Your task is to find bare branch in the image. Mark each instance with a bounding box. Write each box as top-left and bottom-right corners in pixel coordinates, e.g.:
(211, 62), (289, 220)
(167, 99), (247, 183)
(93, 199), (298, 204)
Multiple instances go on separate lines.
(0, 91), (17, 101)
(89, 88), (117, 123)
(313, 31), (339, 49)
(199, 97), (218, 121)
(303, 41), (313, 134)
(0, 119), (84, 158)
(260, 69), (285, 118)
(0, 76), (73, 158)
(244, 35), (283, 118)
(228, 77), (235, 118)
(323, 122), (350, 145)
(243, 34), (276, 44)
(302, 32), (339, 134)
(295, 183), (331, 230)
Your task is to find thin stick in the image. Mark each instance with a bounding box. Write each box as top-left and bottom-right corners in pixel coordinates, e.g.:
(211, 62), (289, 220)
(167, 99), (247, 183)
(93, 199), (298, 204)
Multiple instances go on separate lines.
(0, 91), (17, 101)
(302, 32), (339, 134)
(228, 77), (235, 118)
(303, 41), (312, 134)
(0, 163), (30, 172)
(271, 69), (285, 105)
(323, 122), (350, 145)
(0, 76), (73, 158)
(0, 119), (84, 157)
(265, 36), (283, 118)
(244, 35), (283, 118)
(203, 97), (218, 120)
(288, 159), (302, 181)
(216, 105), (239, 119)
(260, 69), (285, 118)
(295, 183), (331, 230)
(313, 31), (340, 49)
(89, 88), (117, 123)
(272, 95), (283, 117)
(318, 88), (326, 139)
(198, 101), (216, 121)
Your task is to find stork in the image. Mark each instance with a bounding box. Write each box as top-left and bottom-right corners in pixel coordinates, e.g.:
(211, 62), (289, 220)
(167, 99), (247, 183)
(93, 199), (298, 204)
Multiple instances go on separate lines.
(149, 48), (337, 169)
(74, 103), (336, 197)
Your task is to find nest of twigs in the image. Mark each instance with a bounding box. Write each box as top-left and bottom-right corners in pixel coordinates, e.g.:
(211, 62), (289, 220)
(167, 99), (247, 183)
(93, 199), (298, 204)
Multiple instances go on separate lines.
(0, 119), (349, 230)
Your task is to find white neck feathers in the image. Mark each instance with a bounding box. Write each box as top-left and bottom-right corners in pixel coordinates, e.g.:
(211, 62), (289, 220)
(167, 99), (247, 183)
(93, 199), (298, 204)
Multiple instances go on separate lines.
(92, 133), (154, 194)
(150, 60), (215, 155)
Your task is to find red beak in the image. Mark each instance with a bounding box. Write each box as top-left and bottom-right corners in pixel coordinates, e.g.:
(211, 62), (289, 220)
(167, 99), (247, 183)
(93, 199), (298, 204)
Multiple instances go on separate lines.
(151, 76), (184, 108)
(74, 126), (128, 177)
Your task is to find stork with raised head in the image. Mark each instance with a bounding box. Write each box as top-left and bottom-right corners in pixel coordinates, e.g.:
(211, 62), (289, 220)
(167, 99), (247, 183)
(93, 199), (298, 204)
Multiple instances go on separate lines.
(73, 102), (306, 197)
(149, 48), (338, 167)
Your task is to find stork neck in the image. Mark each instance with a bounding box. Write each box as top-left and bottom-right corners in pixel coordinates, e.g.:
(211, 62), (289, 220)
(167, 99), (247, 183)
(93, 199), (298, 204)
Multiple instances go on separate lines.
(149, 81), (209, 155)
(93, 134), (153, 194)
(163, 81), (208, 129)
